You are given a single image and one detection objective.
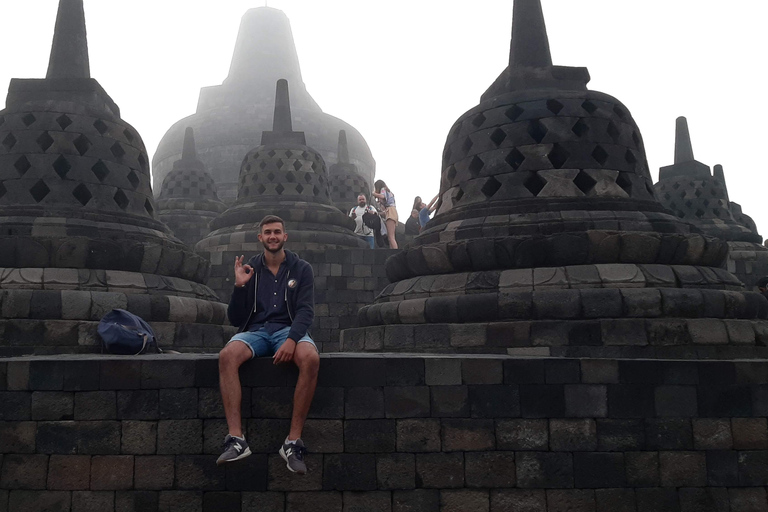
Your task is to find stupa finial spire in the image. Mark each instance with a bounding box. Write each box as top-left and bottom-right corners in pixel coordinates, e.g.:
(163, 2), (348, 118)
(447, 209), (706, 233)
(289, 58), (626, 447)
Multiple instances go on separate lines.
(273, 79), (293, 133)
(182, 128), (197, 161)
(509, 0), (553, 69)
(46, 0), (90, 79)
(674, 116), (695, 163)
(337, 130), (350, 164)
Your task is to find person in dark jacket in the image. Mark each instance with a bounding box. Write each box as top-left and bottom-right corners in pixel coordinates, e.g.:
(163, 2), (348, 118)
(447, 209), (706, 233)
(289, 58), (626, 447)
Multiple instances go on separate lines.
(217, 215), (319, 474)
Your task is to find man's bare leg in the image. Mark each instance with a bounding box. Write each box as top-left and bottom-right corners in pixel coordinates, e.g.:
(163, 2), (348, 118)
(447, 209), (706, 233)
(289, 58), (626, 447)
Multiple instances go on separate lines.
(218, 341), (253, 438)
(288, 342), (320, 440)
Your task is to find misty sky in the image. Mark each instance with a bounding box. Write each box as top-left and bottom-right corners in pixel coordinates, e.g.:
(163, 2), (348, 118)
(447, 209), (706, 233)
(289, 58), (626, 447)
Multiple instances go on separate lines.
(1, 1), (766, 240)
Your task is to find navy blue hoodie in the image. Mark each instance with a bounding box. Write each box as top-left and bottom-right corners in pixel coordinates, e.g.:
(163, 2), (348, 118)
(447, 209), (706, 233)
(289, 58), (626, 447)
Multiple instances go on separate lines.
(227, 250), (314, 343)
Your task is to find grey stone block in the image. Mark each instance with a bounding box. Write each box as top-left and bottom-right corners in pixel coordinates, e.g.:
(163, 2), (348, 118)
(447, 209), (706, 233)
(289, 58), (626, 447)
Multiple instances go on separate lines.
(377, 453), (415, 490)
(415, 453), (464, 488)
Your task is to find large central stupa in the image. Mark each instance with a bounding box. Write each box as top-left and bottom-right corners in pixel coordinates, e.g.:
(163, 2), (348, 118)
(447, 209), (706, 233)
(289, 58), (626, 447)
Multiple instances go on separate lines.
(342, 0), (768, 358)
(152, 7), (375, 203)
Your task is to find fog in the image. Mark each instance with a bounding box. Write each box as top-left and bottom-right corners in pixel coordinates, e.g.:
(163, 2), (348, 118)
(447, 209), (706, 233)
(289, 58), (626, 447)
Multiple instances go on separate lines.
(1, 0), (766, 239)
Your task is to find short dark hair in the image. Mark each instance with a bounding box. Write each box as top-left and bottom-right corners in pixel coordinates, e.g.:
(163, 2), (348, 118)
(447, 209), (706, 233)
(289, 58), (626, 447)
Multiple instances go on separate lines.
(259, 215), (285, 231)
(757, 276), (768, 289)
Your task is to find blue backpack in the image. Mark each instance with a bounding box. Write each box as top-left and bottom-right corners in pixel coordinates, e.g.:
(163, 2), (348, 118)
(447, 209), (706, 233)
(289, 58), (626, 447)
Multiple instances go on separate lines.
(98, 309), (161, 355)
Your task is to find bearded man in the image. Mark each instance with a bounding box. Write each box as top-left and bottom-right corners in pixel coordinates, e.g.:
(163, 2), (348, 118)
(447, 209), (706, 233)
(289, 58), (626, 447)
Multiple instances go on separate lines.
(216, 215), (319, 475)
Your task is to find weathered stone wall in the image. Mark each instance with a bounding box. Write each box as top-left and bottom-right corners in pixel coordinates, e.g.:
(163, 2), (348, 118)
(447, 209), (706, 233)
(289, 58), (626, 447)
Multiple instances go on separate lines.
(2, 354), (768, 511)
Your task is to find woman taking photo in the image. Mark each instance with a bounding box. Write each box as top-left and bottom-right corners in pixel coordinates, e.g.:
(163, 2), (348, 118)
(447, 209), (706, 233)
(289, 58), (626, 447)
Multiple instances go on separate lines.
(372, 180), (398, 249)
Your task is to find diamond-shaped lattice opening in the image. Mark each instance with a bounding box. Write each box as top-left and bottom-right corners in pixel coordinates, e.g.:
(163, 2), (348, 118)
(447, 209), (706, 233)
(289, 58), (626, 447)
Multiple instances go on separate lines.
(127, 170), (140, 190)
(285, 172), (296, 183)
(3, 133), (17, 150)
(304, 173), (313, 183)
(546, 100), (564, 115)
(548, 144), (570, 169)
(462, 137), (473, 153)
(571, 119), (589, 137)
(301, 151), (310, 159)
(591, 145), (609, 166)
(446, 165), (457, 183)
(616, 172), (633, 195)
(663, 193), (671, 200)
(505, 105), (524, 121)
(0, 182), (6, 200)
(56, 115), (72, 130)
(471, 113), (486, 127)
(91, 161), (109, 182)
(111, 142), (126, 158)
(695, 209), (705, 218)
(72, 183), (92, 206)
(37, 131), (54, 152)
(672, 182), (680, 190)
(505, 148), (525, 171)
(275, 184), (285, 195)
(15, 156), (31, 176)
(625, 150), (637, 165)
(311, 162), (319, 172)
(276, 160), (285, 170)
(267, 172), (275, 181)
(137, 155), (147, 172)
(695, 189), (702, 198)
(632, 131), (641, 147)
(53, 155), (71, 179)
(293, 160), (302, 172)
(685, 200), (693, 208)
(318, 175), (324, 184)
(450, 123), (462, 139)
(22, 114), (36, 127)
(679, 190), (687, 199)
(295, 183), (304, 194)
(113, 189), (130, 210)
(481, 176), (502, 198)
(144, 199), (154, 216)
(453, 188), (464, 203)
(582, 100), (598, 114)
(93, 119), (108, 134)
(123, 129), (134, 142)
(712, 208), (721, 218)
(257, 184), (267, 194)
(613, 105), (627, 120)
(527, 120), (548, 143)
(468, 156), (484, 177)
(490, 128), (506, 146)
(259, 161), (267, 170)
(524, 172), (547, 196)
(606, 122), (620, 142)
(573, 170), (597, 194)
(313, 186), (321, 196)
(267, 150), (276, 157)
(73, 134), (91, 156)
(284, 150), (293, 158)
(30, 179), (50, 203)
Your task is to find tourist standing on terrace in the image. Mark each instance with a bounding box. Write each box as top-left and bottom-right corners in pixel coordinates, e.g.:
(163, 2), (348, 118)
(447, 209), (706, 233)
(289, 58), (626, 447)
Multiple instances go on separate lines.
(216, 215), (319, 474)
(372, 180), (399, 249)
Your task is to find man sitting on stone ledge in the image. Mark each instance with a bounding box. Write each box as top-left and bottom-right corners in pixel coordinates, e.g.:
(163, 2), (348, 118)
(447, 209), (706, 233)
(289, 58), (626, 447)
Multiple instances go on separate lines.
(217, 215), (319, 474)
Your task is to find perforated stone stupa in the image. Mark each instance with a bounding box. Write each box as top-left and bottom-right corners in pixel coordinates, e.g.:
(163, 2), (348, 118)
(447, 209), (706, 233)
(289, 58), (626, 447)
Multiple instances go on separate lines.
(341, 0), (768, 358)
(196, 79), (366, 297)
(152, 7), (374, 203)
(157, 127), (227, 248)
(328, 130), (371, 211)
(0, 0), (233, 355)
(655, 117), (767, 288)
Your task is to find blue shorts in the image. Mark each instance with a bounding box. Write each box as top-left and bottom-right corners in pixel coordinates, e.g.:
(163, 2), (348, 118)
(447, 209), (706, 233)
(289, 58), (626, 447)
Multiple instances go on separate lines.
(227, 326), (316, 359)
